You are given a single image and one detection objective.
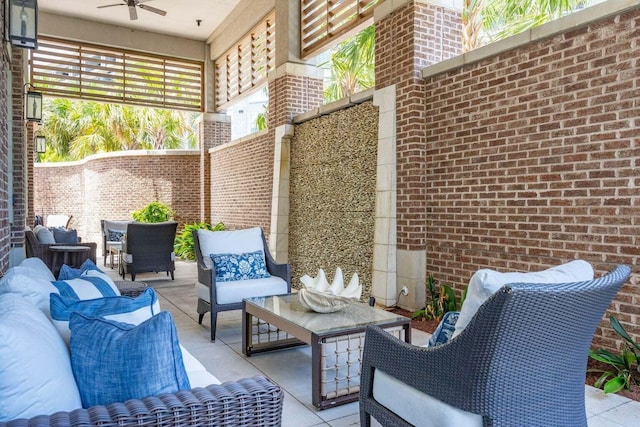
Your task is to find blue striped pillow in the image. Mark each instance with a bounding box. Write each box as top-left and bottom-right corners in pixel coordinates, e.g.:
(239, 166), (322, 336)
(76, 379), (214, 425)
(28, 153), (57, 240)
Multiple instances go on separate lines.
(51, 271), (120, 300)
(50, 288), (160, 345)
(58, 259), (104, 280)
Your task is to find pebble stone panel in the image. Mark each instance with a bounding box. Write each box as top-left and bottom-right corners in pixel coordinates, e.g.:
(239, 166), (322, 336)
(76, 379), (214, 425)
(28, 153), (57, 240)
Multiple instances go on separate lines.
(289, 101), (378, 301)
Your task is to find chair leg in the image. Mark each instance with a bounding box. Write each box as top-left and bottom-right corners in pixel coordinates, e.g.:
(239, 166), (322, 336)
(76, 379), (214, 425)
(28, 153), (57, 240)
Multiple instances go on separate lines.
(198, 313), (204, 324)
(131, 273), (135, 281)
(210, 308), (218, 342)
(170, 271), (174, 280)
(103, 254), (107, 266)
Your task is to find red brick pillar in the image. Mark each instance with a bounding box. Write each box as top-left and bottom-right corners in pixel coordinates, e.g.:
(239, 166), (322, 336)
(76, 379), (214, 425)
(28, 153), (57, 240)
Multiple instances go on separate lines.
(373, 0), (462, 308)
(11, 47), (28, 265)
(198, 113), (231, 222)
(268, 69), (323, 128)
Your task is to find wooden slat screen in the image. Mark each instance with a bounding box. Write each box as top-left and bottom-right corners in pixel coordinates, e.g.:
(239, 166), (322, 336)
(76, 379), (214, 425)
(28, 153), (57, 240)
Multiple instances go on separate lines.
(29, 37), (203, 111)
(301, 0), (379, 58)
(215, 12), (275, 109)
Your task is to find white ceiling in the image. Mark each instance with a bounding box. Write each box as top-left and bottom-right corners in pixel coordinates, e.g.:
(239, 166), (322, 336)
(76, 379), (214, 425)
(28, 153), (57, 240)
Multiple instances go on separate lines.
(38, 0), (241, 41)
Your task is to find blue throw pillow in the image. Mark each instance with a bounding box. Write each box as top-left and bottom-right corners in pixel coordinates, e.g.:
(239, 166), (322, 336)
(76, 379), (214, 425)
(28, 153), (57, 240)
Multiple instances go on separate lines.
(52, 228), (78, 244)
(69, 311), (190, 408)
(50, 288), (160, 345)
(427, 311), (460, 347)
(210, 251), (270, 282)
(51, 272), (120, 300)
(58, 259), (104, 280)
(107, 229), (125, 242)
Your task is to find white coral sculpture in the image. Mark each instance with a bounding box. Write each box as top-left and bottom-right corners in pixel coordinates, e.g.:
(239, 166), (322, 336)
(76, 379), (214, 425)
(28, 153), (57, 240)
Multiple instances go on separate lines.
(298, 267), (361, 313)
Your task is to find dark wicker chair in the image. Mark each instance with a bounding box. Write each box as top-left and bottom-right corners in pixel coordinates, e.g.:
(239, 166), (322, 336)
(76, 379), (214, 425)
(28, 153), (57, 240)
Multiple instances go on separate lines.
(193, 228), (291, 341)
(24, 229), (97, 275)
(359, 265), (631, 427)
(1, 375), (284, 427)
(100, 219), (133, 266)
(121, 221), (177, 281)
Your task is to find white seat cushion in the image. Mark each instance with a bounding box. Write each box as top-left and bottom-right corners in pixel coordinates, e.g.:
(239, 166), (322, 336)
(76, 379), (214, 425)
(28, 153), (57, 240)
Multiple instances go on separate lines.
(196, 276), (288, 305)
(0, 267), (59, 318)
(180, 345), (220, 388)
(373, 370), (483, 427)
(453, 260), (594, 338)
(19, 257), (56, 281)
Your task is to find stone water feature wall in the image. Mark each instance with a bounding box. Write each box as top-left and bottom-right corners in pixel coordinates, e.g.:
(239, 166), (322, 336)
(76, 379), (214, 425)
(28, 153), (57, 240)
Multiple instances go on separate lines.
(289, 101), (378, 299)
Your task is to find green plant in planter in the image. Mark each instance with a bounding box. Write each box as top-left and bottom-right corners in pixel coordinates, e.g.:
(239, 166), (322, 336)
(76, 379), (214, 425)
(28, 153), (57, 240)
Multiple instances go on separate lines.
(174, 221), (226, 260)
(589, 316), (640, 394)
(412, 274), (460, 322)
(131, 201), (174, 223)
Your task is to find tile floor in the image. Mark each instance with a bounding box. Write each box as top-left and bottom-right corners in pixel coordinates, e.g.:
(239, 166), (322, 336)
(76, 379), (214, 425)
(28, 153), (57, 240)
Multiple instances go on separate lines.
(106, 259), (640, 426)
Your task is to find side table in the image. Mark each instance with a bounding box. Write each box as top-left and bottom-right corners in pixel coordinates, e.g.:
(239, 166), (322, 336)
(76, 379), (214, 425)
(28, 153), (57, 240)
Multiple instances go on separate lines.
(50, 245), (91, 278)
(114, 280), (148, 297)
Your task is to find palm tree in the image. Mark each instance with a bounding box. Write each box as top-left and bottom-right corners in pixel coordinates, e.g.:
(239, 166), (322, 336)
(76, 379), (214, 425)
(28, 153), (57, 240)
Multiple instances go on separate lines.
(322, 25), (375, 103)
(464, 0), (602, 51)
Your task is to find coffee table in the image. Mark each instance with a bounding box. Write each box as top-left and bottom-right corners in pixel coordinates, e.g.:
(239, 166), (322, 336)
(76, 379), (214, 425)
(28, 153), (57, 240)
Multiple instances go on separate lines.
(242, 294), (411, 410)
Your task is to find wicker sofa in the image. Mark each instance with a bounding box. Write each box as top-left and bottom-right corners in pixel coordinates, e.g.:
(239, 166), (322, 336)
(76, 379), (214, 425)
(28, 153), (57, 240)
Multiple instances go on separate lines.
(24, 228), (97, 274)
(0, 258), (284, 427)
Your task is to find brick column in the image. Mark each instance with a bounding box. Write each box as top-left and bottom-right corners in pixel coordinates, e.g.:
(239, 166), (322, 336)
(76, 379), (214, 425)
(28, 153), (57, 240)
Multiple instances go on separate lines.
(267, 65), (324, 128)
(373, 0), (462, 308)
(198, 113), (231, 222)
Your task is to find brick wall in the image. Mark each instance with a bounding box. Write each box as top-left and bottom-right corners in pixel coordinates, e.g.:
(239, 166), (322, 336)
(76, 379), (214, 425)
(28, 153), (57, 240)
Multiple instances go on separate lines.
(0, 54), (8, 272)
(268, 74), (323, 127)
(10, 48), (26, 258)
(34, 151), (201, 246)
(376, 1), (462, 250)
(199, 118), (231, 221)
(422, 7), (640, 349)
(209, 131), (275, 232)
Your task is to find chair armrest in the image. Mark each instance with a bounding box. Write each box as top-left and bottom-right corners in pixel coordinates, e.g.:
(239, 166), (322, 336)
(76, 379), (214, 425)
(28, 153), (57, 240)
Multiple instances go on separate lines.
(1, 376), (283, 427)
(197, 258), (213, 288)
(360, 326), (478, 417)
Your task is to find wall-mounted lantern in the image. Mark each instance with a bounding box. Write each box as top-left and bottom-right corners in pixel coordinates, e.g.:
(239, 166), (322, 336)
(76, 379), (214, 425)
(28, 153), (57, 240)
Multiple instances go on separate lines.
(35, 134), (46, 153)
(9, 0), (38, 49)
(24, 83), (42, 122)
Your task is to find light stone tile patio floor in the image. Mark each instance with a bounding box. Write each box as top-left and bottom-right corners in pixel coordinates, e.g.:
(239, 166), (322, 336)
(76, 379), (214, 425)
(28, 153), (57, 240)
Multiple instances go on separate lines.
(105, 259), (640, 426)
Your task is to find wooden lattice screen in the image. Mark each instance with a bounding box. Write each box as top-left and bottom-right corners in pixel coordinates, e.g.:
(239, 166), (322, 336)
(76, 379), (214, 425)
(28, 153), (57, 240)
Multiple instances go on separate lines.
(214, 12), (275, 109)
(29, 37), (203, 111)
(301, 0), (379, 58)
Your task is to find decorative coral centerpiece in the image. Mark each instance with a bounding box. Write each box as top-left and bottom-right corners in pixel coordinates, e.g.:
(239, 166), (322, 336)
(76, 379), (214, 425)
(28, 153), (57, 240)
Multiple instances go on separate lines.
(298, 267), (362, 313)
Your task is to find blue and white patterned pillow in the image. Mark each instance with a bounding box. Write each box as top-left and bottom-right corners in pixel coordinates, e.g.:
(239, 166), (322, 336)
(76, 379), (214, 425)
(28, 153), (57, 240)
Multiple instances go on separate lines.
(69, 311), (190, 408)
(107, 229), (125, 242)
(210, 251), (270, 282)
(51, 271), (120, 300)
(428, 311), (460, 347)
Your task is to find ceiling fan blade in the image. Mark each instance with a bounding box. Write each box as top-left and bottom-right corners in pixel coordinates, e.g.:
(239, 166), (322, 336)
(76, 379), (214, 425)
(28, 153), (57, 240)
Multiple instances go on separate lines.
(138, 4), (167, 16)
(97, 4), (126, 8)
(129, 5), (138, 20)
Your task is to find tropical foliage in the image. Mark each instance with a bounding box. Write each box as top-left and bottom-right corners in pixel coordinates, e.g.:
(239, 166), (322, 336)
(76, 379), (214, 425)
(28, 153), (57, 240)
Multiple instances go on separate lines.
(131, 201), (174, 223)
(39, 99), (198, 162)
(174, 221), (226, 260)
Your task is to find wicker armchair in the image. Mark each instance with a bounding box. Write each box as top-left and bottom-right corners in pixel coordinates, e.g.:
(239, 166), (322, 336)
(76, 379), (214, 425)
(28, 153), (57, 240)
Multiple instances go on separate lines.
(121, 222), (177, 281)
(1, 375), (284, 427)
(24, 229), (97, 274)
(100, 219), (133, 266)
(193, 228), (291, 341)
(359, 265), (631, 427)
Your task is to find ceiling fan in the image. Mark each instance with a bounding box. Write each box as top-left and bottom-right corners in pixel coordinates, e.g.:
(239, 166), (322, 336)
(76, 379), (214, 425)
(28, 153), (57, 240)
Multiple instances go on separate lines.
(97, 0), (167, 21)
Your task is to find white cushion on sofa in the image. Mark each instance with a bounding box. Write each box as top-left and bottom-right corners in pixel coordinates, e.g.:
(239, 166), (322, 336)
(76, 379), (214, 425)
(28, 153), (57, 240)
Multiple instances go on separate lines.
(195, 276), (288, 305)
(372, 370), (482, 427)
(0, 267), (59, 317)
(19, 257), (56, 281)
(180, 345), (221, 388)
(453, 260), (594, 338)
(0, 293), (82, 421)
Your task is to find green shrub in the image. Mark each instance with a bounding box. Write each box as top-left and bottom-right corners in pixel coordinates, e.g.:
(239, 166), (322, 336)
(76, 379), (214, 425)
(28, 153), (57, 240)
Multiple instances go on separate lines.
(412, 274), (461, 322)
(174, 221), (226, 260)
(132, 201), (173, 223)
(589, 316), (640, 394)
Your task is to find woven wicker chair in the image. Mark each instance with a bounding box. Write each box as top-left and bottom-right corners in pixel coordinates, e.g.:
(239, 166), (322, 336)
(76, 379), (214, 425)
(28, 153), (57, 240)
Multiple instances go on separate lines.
(101, 219), (133, 266)
(359, 264), (631, 427)
(0, 375), (284, 427)
(121, 221), (177, 281)
(24, 229), (97, 275)
(193, 228), (291, 341)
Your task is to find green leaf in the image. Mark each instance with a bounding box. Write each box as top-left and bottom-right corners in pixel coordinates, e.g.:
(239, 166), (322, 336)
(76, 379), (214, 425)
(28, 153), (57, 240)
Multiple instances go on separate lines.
(604, 377), (626, 394)
(594, 371), (614, 389)
(610, 316), (640, 352)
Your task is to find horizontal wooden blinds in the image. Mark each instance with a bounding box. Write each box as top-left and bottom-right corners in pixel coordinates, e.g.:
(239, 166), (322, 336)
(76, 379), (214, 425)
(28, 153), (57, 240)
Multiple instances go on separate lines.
(29, 37), (203, 112)
(215, 12), (275, 109)
(301, 0), (379, 58)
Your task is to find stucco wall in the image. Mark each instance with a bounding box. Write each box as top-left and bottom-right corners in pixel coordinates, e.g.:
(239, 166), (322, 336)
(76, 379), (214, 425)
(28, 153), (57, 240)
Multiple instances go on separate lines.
(289, 101), (378, 299)
(34, 151), (201, 247)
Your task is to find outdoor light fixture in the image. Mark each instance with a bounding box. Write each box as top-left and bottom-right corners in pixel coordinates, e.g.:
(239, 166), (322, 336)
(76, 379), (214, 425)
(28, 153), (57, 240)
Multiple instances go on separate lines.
(8, 0), (38, 49)
(34, 135), (46, 153)
(24, 83), (42, 122)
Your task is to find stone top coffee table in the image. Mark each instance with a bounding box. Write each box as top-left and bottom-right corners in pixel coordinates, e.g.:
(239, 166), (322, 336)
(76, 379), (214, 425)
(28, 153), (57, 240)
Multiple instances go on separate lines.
(242, 293), (411, 410)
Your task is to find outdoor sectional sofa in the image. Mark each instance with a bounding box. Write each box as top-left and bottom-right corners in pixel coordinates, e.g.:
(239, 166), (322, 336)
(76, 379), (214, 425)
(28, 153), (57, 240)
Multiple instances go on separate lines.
(0, 258), (284, 426)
